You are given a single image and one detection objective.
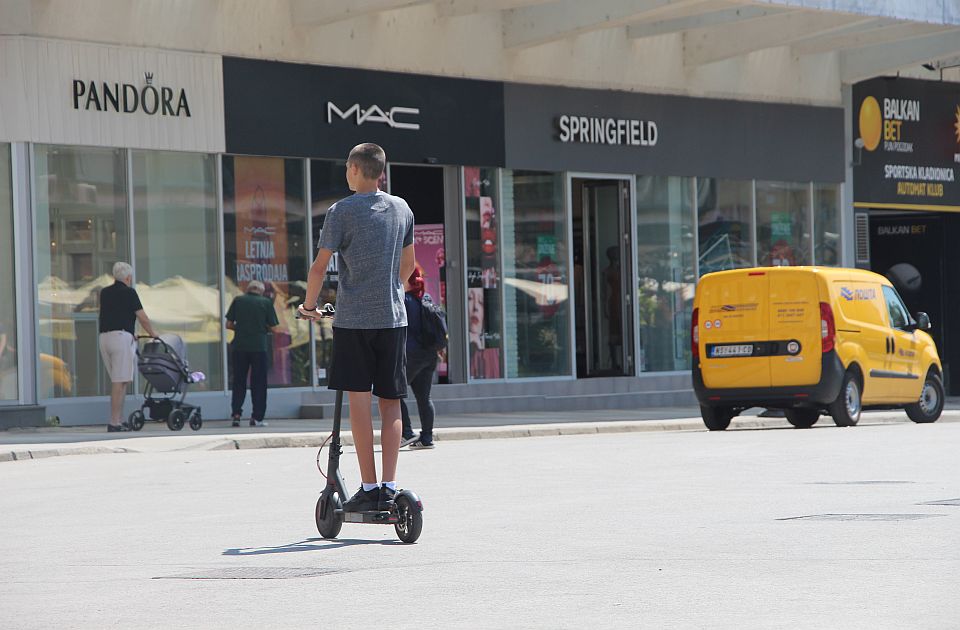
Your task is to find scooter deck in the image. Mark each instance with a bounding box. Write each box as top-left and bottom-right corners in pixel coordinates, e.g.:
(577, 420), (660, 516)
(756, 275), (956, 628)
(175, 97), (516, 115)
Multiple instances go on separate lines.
(337, 509), (399, 524)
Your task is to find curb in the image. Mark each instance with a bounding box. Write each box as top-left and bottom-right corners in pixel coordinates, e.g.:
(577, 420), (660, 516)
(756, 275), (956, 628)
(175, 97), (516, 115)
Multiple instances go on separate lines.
(0, 445), (130, 462)
(3, 412), (946, 463)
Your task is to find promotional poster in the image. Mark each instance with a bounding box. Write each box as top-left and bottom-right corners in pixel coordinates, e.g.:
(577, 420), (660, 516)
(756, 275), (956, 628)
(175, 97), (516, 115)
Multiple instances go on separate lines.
(415, 224), (447, 378)
(853, 77), (960, 211)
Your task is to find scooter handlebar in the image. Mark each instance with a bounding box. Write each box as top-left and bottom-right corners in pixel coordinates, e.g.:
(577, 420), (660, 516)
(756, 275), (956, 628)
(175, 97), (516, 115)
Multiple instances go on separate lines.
(297, 303), (336, 320)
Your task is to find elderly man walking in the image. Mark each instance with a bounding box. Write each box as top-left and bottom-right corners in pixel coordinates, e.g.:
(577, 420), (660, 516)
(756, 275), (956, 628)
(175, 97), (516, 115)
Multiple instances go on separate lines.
(99, 261), (157, 432)
(225, 280), (280, 427)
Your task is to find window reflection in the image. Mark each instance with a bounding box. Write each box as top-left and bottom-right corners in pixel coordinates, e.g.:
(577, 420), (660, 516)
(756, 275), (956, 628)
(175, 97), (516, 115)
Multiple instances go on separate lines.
(34, 145), (129, 398)
(697, 178), (754, 274)
(756, 181), (811, 266)
(223, 156), (310, 388)
(636, 175), (695, 373)
(310, 159), (351, 386)
(502, 170), (570, 378)
(133, 151), (222, 390)
(0, 144), (17, 400)
(814, 183), (840, 266)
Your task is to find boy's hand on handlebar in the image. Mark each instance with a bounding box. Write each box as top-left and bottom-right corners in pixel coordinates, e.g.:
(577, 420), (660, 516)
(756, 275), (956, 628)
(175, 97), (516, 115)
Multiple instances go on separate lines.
(297, 304), (322, 320)
(297, 303), (336, 320)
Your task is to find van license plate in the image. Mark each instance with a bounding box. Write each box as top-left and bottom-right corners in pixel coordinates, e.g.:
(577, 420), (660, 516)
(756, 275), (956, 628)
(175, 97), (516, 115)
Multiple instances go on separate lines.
(709, 344), (754, 358)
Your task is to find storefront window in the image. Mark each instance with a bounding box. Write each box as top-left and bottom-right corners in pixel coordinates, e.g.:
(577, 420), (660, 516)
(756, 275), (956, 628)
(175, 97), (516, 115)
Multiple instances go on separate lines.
(756, 181), (811, 266)
(0, 144), (17, 400)
(465, 167), (503, 380)
(697, 178), (754, 274)
(310, 159), (350, 385)
(501, 170), (570, 378)
(814, 183), (841, 266)
(636, 175), (695, 373)
(133, 151), (222, 390)
(223, 156), (309, 388)
(34, 145), (129, 398)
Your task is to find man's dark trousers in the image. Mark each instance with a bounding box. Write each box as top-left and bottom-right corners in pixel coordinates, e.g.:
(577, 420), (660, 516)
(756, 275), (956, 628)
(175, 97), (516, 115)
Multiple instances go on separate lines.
(232, 350), (268, 421)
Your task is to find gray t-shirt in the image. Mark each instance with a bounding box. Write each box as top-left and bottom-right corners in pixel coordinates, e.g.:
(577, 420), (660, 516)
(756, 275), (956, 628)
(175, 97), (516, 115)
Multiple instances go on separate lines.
(318, 191), (415, 329)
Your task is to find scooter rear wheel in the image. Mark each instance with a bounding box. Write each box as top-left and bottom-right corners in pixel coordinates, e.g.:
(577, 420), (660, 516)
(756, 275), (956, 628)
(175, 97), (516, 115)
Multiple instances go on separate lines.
(394, 494), (422, 543)
(316, 492), (343, 539)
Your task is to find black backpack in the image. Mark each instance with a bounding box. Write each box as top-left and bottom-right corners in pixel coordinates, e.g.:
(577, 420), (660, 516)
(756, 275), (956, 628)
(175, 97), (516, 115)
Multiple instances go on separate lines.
(417, 295), (448, 353)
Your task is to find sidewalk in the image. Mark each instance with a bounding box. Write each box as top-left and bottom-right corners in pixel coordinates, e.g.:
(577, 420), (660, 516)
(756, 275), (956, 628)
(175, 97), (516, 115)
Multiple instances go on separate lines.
(4, 401), (960, 462)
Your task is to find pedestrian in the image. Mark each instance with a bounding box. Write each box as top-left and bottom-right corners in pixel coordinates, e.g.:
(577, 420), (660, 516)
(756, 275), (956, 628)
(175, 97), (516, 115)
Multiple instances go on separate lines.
(225, 279), (280, 427)
(400, 265), (437, 450)
(99, 261), (158, 432)
(299, 142), (416, 513)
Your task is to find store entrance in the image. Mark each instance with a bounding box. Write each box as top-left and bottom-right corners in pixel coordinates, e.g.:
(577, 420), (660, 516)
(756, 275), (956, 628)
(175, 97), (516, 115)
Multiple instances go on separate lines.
(868, 212), (952, 391)
(386, 164), (451, 383)
(572, 178), (634, 378)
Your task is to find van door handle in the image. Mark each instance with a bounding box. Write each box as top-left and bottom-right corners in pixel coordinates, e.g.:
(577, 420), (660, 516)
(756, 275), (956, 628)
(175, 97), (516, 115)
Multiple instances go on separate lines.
(885, 338), (890, 354)
(891, 338), (896, 354)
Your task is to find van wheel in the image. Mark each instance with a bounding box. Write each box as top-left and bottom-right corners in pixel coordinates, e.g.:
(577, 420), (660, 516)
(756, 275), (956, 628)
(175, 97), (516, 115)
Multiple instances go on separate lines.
(829, 371), (861, 427)
(701, 405), (734, 431)
(906, 372), (944, 424)
(785, 409), (820, 429)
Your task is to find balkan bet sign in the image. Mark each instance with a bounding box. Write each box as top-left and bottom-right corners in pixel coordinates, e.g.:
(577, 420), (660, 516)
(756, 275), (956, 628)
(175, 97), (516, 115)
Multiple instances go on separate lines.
(853, 77), (960, 211)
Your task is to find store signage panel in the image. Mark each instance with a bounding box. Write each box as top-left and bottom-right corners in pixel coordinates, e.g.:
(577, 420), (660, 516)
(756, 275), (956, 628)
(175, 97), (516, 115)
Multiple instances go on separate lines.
(223, 57), (505, 166)
(504, 83), (844, 183)
(853, 77), (960, 210)
(0, 37), (224, 152)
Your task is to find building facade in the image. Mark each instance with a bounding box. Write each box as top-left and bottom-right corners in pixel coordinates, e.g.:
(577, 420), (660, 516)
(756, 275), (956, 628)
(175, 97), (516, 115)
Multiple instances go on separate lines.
(0, 34), (854, 425)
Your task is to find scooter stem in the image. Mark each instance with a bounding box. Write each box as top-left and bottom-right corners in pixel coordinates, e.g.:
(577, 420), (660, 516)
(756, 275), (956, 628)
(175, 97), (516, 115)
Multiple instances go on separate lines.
(327, 390), (349, 498)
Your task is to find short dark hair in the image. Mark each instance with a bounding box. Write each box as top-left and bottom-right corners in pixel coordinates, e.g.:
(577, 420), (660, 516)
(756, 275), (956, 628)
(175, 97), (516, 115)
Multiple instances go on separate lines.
(347, 143), (386, 180)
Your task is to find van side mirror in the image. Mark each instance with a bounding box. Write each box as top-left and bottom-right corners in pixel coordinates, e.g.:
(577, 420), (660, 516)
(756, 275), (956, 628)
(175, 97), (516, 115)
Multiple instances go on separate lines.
(914, 312), (931, 331)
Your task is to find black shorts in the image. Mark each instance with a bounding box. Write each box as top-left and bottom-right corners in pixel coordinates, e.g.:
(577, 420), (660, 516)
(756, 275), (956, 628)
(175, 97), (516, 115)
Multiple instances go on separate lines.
(328, 327), (407, 399)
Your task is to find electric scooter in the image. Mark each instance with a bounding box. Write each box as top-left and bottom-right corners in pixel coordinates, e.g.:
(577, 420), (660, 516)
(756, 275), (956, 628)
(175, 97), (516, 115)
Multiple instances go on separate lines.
(299, 304), (424, 543)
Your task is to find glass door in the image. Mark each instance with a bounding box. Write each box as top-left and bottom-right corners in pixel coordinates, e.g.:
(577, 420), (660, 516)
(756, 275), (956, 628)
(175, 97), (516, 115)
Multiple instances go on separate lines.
(572, 177), (634, 377)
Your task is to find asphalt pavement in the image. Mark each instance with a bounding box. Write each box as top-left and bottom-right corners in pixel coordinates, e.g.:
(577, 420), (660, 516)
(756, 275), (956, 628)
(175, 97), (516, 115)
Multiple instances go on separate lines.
(2, 420), (959, 629)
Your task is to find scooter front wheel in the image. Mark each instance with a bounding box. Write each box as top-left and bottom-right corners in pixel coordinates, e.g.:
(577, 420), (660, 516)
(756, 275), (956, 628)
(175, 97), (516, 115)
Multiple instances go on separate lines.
(394, 493), (422, 544)
(316, 492), (343, 539)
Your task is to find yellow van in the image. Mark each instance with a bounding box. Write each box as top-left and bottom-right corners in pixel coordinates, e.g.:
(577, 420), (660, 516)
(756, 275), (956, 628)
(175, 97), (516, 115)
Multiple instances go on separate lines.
(691, 266), (943, 430)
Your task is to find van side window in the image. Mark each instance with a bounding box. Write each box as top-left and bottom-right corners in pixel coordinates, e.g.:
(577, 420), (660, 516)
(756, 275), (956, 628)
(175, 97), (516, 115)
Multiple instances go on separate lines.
(882, 285), (911, 330)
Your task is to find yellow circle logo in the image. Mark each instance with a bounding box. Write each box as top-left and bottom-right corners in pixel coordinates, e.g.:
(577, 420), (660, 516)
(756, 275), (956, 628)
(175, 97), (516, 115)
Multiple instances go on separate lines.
(858, 96), (882, 151)
(954, 105), (960, 144)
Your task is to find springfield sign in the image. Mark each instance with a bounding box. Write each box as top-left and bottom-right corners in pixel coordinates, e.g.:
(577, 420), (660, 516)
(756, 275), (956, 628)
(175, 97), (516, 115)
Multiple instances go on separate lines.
(557, 114), (658, 147)
(854, 78), (960, 211)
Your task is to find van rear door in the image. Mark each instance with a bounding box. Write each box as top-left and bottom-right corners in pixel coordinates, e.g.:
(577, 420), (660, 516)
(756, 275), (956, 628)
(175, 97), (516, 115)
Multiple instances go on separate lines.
(698, 270), (771, 389)
(768, 269), (822, 387)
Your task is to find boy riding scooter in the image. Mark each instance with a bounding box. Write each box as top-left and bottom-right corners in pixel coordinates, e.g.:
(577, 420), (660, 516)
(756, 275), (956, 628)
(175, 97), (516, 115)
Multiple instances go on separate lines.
(299, 143), (416, 513)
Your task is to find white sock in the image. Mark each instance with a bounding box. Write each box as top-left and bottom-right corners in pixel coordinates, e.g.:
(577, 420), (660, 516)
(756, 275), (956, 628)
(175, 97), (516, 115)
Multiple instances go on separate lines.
(362, 482), (380, 492)
(381, 481), (397, 491)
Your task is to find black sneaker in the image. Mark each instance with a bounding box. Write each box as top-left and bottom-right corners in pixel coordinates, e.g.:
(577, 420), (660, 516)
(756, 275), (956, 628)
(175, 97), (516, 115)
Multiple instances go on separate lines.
(249, 419), (257, 427)
(400, 435), (418, 448)
(378, 485), (397, 512)
(342, 486), (380, 512)
(107, 423), (130, 432)
(231, 414), (240, 428)
(408, 440), (435, 450)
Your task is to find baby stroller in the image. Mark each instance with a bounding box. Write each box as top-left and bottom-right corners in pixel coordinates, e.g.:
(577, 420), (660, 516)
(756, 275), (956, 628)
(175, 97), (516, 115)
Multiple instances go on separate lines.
(128, 334), (204, 432)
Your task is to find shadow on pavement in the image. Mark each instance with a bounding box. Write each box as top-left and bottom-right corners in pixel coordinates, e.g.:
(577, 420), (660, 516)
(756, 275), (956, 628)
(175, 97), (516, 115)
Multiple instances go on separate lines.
(223, 537), (405, 555)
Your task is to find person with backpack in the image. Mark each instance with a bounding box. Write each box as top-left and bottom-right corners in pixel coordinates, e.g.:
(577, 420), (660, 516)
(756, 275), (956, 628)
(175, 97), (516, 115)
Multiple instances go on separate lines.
(400, 265), (446, 450)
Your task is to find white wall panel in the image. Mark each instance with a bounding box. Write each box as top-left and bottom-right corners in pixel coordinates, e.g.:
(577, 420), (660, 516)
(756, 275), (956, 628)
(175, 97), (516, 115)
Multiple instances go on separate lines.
(0, 36), (224, 152)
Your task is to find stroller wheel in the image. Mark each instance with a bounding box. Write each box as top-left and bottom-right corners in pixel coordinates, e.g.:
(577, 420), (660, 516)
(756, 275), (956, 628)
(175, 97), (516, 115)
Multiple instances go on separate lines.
(167, 409), (186, 431)
(188, 410), (202, 431)
(128, 410), (145, 431)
